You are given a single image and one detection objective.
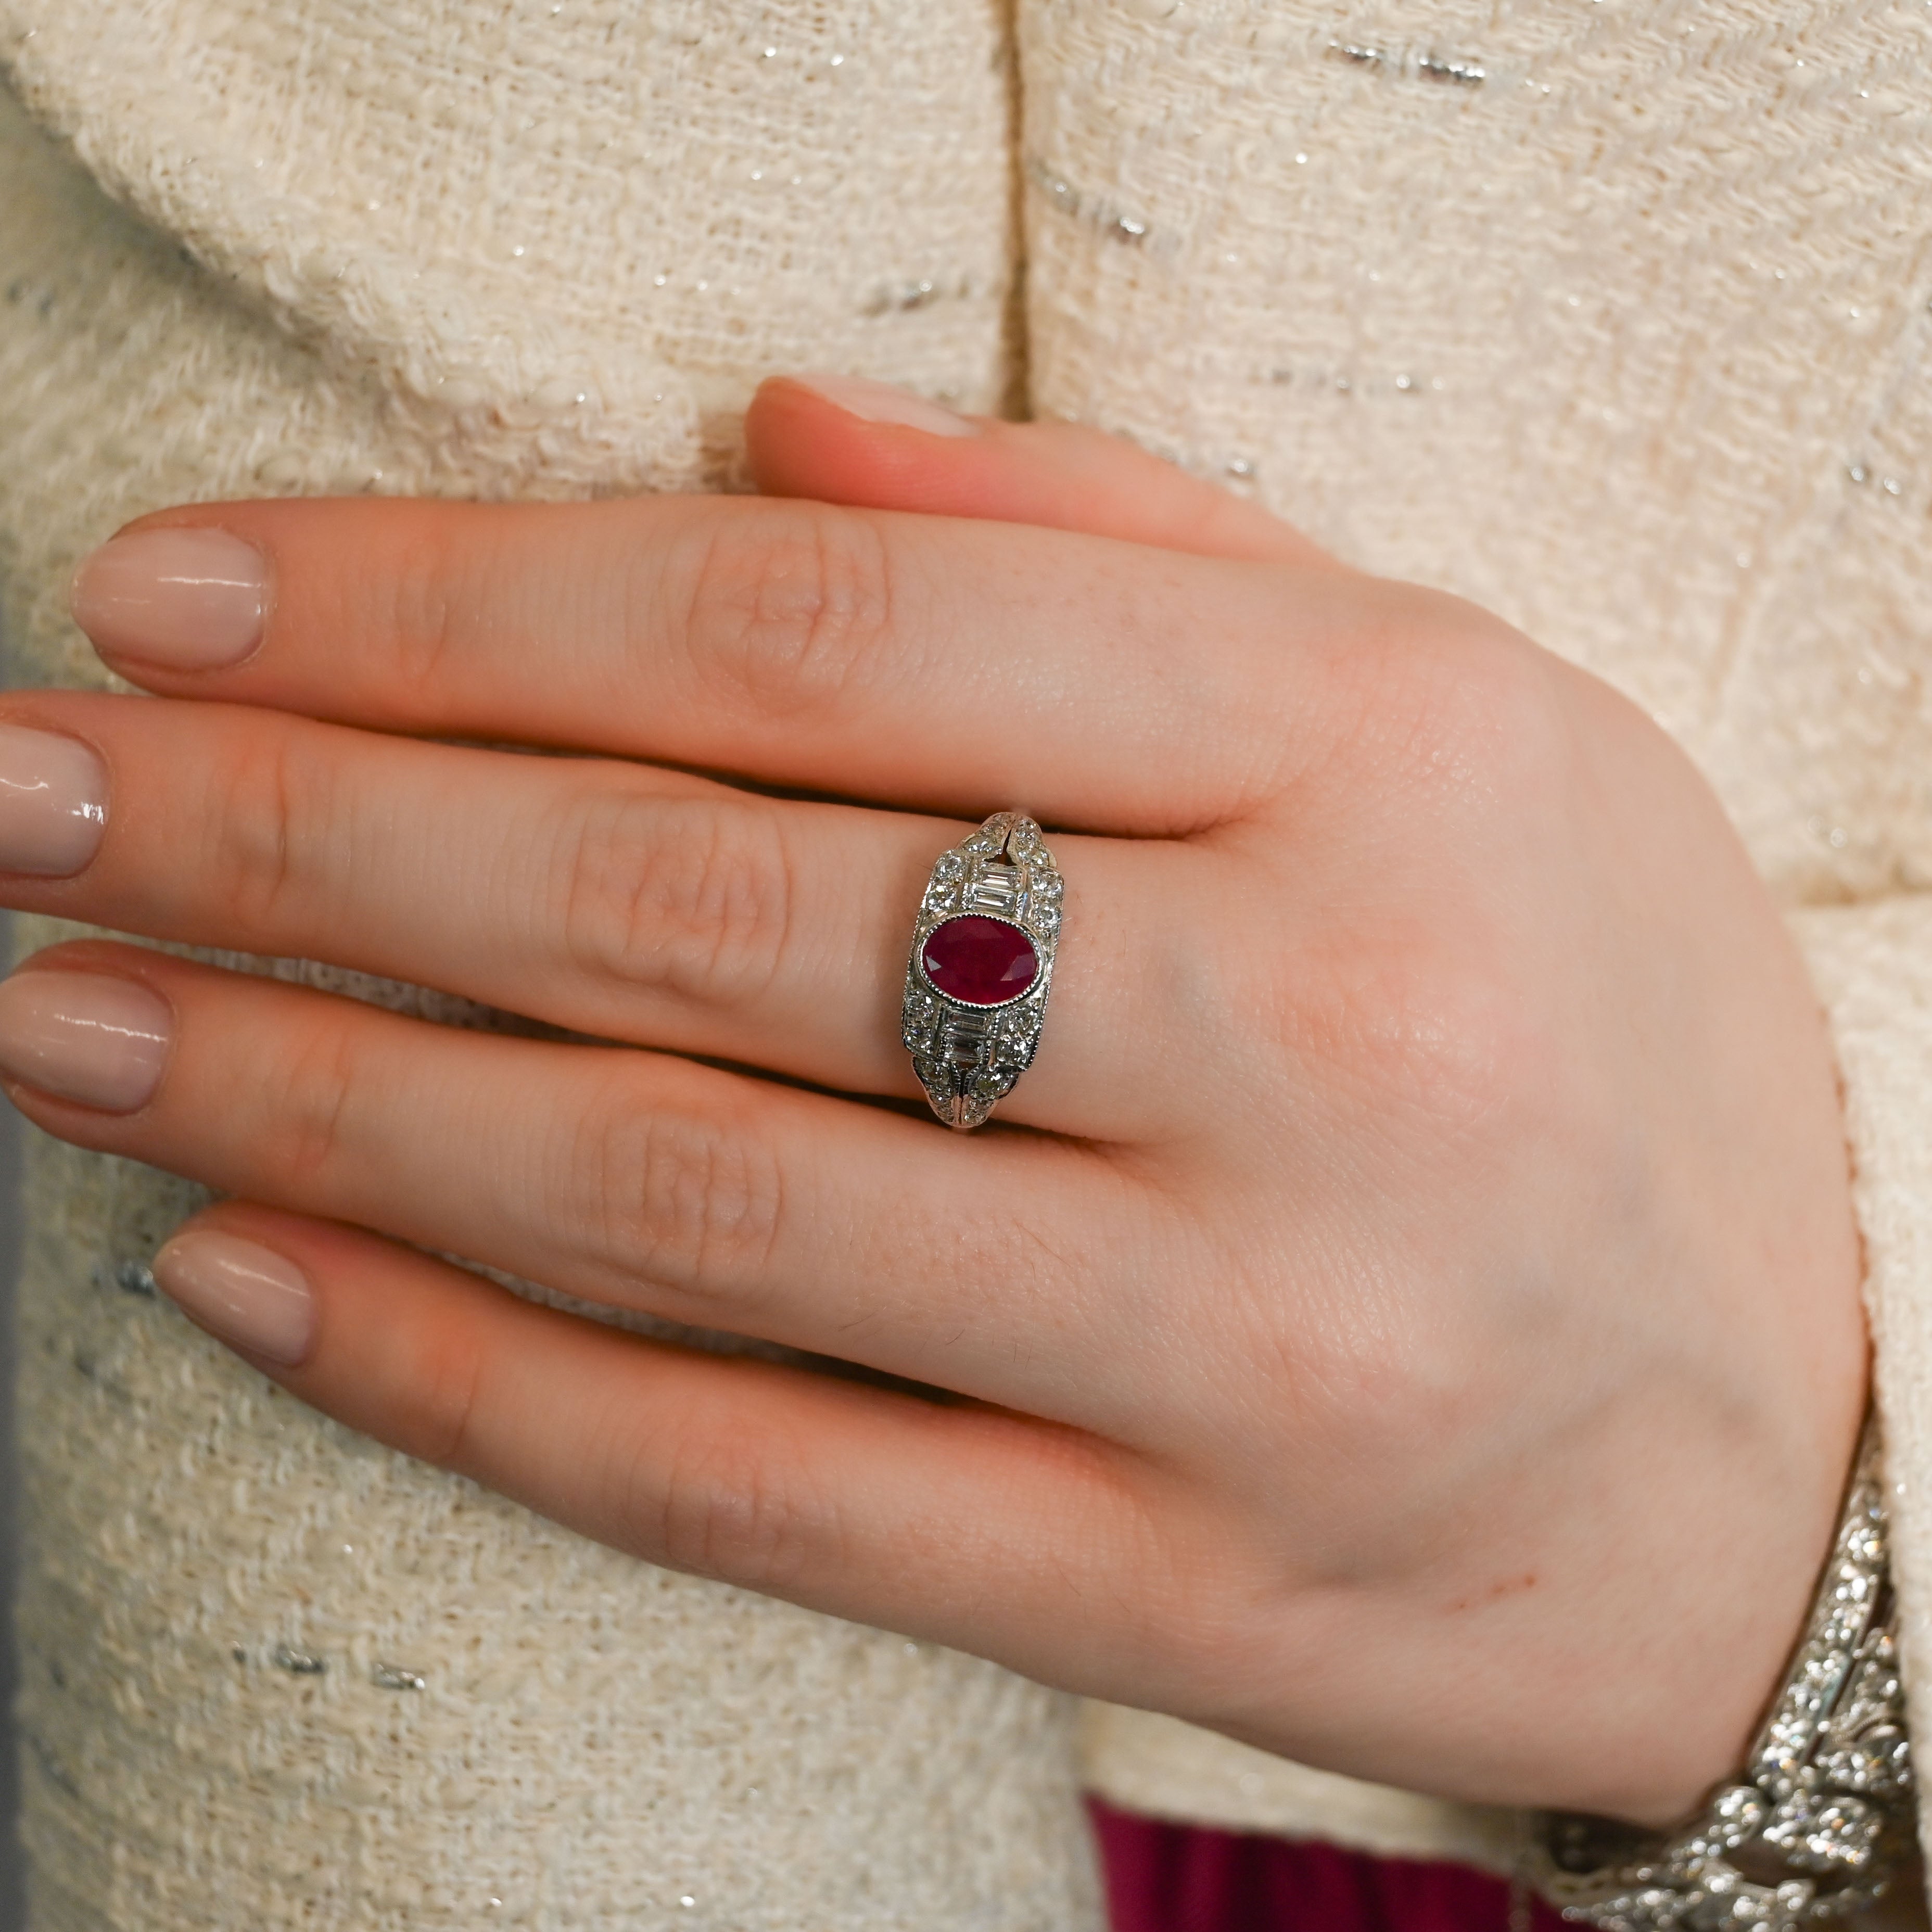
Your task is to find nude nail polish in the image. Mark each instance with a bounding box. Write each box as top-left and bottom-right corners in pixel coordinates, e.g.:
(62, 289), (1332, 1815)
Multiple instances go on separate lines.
(0, 968), (170, 1111)
(71, 527), (270, 669)
(790, 371), (980, 437)
(154, 1229), (316, 1366)
(0, 724), (107, 876)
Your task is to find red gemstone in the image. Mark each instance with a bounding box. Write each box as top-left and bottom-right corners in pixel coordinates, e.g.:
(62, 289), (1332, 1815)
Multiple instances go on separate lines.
(921, 916), (1039, 1006)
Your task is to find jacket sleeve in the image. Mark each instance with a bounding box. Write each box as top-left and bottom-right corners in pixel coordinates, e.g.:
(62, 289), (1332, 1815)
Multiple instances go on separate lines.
(1078, 1701), (1522, 1871)
(1791, 893), (1932, 1878)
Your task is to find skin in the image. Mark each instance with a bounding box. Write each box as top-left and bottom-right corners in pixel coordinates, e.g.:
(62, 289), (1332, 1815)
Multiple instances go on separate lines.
(0, 378), (1866, 1824)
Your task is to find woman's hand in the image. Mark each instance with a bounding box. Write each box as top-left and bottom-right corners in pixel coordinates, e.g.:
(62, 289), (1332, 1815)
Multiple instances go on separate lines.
(0, 375), (1865, 1824)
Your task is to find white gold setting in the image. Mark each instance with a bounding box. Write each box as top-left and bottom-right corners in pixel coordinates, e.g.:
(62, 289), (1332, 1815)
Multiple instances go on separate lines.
(901, 812), (1062, 1130)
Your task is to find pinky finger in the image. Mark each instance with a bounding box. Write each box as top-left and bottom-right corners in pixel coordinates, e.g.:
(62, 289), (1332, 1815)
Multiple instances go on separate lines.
(152, 1203), (1159, 1685)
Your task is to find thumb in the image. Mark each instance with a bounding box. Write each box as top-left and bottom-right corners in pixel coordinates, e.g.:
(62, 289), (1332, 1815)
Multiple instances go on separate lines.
(744, 373), (1341, 568)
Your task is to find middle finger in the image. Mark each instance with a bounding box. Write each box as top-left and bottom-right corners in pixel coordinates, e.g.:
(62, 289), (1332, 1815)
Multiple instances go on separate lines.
(0, 695), (1188, 1140)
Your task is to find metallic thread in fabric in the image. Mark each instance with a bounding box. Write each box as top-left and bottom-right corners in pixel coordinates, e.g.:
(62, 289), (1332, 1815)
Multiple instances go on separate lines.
(6, 0), (1932, 1921)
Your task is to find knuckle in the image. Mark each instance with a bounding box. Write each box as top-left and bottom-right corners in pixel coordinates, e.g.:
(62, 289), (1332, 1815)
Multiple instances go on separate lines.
(650, 1424), (827, 1592)
(1297, 929), (1539, 1133)
(1406, 632), (1570, 804)
(556, 793), (794, 1009)
(1277, 595), (1573, 1132)
(1325, 590), (1569, 805)
(262, 1011), (367, 1186)
(567, 1083), (786, 1305)
(373, 518), (467, 702)
(1269, 1334), (1480, 1579)
(401, 1323), (490, 1470)
(673, 504), (899, 719)
(210, 729), (333, 934)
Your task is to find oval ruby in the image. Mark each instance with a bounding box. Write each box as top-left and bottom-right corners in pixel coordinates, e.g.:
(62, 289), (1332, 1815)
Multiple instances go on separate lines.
(920, 916), (1039, 1006)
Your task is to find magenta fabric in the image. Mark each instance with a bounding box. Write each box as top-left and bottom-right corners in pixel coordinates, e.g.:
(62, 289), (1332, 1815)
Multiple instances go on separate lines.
(1090, 1799), (1569, 1932)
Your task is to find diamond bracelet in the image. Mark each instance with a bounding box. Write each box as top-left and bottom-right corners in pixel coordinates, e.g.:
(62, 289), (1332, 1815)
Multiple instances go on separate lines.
(1528, 1410), (1914, 1931)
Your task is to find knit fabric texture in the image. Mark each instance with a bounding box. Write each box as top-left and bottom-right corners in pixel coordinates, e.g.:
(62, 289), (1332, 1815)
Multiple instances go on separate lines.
(0, 4), (1090, 1928)
(5, 0), (1932, 1923)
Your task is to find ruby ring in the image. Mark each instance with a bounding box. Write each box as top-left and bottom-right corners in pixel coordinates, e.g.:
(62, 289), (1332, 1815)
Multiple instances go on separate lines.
(900, 812), (1063, 1129)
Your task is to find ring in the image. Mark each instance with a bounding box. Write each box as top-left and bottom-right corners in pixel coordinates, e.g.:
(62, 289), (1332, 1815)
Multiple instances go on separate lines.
(901, 813), (1063, 1130)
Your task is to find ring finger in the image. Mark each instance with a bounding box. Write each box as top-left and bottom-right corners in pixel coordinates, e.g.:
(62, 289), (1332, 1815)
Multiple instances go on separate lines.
(0, 694), (1194, 1140)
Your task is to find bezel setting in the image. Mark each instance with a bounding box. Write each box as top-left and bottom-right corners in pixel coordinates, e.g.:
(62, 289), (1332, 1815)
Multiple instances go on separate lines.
(901, 814), (1062, 1129)
(916, 913), (1041, 1010)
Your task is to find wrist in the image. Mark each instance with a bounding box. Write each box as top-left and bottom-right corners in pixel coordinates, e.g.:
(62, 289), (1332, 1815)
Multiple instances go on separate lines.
(1531, 1408), (1914, 1929)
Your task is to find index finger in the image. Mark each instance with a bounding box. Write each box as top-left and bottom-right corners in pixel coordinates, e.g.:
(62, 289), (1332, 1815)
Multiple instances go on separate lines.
(70, 495), (1353, 833)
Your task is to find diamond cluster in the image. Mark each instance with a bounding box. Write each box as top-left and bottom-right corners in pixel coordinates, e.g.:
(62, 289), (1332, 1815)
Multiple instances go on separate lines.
(901, 813), (1062, 1129)
(1533, 1413), (1912, 1930)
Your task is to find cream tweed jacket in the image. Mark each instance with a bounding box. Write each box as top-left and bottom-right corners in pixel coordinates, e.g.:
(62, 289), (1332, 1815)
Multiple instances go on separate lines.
(4, 1), (1932, 1925)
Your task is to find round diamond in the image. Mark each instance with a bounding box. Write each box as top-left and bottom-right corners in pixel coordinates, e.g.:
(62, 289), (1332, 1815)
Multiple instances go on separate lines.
(920, 916), (1039, 1006)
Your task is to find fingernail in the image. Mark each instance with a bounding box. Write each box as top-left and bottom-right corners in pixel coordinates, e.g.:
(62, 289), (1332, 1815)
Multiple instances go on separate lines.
(0, 726), (107, 876)
(154, 1229), (316, 1366)
(0, 968), (170, 1111)
(790, 372), (980, 437)
(71, 527), (270, 670)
